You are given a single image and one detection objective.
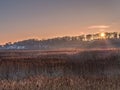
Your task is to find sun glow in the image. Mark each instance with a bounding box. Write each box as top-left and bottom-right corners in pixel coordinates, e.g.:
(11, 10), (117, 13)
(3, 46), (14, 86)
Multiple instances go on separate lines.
(100, 33), (105, 38)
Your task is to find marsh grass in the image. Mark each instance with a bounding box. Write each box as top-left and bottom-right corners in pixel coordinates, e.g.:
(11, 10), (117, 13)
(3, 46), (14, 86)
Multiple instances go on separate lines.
(0, 49), (120, 90)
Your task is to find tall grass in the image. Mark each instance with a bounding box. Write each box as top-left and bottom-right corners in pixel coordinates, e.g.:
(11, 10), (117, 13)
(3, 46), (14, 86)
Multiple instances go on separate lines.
(0, 49), (120, 89)
(0, 76), (120, 90)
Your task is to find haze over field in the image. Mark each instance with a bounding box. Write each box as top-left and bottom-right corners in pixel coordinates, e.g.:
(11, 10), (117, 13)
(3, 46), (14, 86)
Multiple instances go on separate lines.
(0, 0), (120, 44)
(1, 1), (120, 90)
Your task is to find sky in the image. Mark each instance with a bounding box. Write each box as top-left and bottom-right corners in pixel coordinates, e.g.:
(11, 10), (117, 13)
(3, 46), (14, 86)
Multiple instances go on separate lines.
(0, 0), (120, 44)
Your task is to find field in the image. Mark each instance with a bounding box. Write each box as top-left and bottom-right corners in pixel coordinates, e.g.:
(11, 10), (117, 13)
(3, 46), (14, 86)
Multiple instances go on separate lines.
(0, 49), (120, 90)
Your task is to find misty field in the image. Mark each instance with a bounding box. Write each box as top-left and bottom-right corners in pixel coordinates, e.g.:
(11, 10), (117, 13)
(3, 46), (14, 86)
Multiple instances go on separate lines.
(0, 49), (120, 90)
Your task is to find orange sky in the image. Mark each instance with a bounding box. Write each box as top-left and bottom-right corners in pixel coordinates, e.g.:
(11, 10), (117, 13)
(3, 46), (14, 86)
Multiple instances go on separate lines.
(0, 0), (120, 44)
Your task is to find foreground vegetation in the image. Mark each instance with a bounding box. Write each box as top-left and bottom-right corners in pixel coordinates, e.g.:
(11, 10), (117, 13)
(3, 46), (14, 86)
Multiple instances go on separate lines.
(0, 49), (120, 89)
(0, 76), (120, 90)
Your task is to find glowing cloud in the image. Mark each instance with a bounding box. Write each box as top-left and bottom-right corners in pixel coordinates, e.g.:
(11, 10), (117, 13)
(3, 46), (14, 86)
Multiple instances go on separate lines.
(88, 25), (110, 29)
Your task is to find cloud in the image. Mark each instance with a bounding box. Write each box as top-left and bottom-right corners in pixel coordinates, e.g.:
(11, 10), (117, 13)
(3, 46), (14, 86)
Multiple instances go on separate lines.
(88, 25), (110, 29)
